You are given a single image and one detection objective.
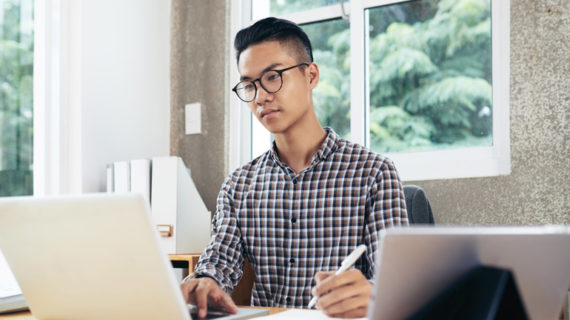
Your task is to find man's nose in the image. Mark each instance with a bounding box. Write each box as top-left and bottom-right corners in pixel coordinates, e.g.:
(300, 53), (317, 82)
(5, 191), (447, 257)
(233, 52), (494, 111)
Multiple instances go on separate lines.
(254, 83), (272, 104)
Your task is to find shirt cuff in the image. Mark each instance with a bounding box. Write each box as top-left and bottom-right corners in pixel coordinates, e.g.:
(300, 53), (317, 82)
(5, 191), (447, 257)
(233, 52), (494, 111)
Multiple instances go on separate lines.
(182, 272), (218, 283)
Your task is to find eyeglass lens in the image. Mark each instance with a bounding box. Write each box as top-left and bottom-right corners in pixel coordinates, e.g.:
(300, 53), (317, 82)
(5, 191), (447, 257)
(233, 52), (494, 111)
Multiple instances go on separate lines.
(235, 70), (282, 102)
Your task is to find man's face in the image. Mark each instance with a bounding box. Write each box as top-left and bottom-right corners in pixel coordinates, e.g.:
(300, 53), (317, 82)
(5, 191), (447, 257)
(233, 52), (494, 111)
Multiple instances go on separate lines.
(237, 40), (318, 134)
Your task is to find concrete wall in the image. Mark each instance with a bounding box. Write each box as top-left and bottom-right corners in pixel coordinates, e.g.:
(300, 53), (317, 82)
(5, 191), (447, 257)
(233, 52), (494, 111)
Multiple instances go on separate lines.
(170, 0), (569, 223)
(170, 0), (228, 212)
(414, 0), (569, 225)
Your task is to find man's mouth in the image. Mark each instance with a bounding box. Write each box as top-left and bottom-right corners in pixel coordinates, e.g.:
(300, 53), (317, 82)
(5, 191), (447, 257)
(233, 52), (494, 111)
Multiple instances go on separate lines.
(257, 107), (279, 118)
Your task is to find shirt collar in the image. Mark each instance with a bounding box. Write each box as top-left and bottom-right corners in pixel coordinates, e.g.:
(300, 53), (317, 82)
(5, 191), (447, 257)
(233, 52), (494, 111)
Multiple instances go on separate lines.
(269, 127), (340, 168)
(313, 127), (339, 162)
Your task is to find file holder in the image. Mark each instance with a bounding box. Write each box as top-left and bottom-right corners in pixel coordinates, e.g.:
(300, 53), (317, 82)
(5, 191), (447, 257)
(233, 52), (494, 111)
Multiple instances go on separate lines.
(408, 266), (529, 320)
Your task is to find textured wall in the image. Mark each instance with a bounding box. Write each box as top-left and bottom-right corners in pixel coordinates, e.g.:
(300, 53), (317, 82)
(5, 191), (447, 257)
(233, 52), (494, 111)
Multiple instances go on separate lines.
(171, 0), (569, 223)
(414, 0), (569, 225)
(170, 0), (228, 213)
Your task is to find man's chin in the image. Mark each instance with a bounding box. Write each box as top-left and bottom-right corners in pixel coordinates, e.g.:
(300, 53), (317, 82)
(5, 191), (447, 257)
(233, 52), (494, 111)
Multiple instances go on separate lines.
(259, 122), (286, 135)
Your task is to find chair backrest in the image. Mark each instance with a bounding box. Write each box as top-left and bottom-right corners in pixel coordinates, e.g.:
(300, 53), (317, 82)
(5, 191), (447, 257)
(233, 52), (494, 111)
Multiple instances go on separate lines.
(403, 185), (435, 224)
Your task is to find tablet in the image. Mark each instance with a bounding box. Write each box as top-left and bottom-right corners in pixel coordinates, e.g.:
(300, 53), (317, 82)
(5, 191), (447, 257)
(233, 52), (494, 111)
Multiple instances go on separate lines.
(367, 226), (570, 320)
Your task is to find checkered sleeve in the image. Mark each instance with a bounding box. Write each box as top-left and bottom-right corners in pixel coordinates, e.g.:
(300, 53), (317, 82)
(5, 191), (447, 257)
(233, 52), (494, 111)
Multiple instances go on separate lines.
(192, 174), (245, 293)
(363, 157), (409, 280)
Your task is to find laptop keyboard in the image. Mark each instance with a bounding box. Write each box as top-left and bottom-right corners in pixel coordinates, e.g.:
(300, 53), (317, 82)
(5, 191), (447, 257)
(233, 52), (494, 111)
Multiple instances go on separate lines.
(188, 305), (231, 319)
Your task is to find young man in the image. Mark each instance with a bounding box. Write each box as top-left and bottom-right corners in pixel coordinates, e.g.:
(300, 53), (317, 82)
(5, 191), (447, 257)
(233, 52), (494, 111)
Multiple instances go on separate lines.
(180, 17), (408, 318)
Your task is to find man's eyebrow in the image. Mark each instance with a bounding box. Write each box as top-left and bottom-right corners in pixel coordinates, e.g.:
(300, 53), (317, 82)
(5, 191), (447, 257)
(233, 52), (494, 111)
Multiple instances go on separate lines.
(240, 63), (282, 81)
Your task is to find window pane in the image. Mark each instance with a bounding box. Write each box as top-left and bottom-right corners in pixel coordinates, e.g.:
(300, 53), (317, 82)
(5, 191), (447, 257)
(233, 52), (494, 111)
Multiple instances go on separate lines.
(302, 18), (351, 139)
(0, 0), (34, 196)
(367, 0), (492, 153)
(254, 0), (346, 17)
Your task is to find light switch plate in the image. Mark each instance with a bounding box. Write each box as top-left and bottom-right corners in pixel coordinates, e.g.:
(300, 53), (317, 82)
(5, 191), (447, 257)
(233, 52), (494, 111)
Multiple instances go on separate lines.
(185, 103), (201, 135)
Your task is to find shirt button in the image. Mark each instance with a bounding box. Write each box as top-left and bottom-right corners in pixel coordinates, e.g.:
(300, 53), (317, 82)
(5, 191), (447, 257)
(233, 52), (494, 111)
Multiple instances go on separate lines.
(289, 258), (295, 264)
(286, 297), (291, 303)
(291, 217), (297, 223)
(292, 178), (297, 184)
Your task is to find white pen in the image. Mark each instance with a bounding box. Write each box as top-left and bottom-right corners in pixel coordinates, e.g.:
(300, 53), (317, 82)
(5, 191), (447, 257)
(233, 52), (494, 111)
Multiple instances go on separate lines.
(308, 244), (368, 309)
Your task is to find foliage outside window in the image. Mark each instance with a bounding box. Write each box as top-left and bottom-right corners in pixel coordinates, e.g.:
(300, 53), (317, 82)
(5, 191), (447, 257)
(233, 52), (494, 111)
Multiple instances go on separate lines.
(259, 0), (346, 16)
(0, 0), (33, 196)
(302, 19), (351, 140)
(255, 0), (493, 154)
(367, 0), (492, 153)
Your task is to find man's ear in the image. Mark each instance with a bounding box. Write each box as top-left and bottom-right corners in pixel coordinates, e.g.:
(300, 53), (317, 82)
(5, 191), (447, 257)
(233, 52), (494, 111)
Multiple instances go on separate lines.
(307, 63), (319, 88)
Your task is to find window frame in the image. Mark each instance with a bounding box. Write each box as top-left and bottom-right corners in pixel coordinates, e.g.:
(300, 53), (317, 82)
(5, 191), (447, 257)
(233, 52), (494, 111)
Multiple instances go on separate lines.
(228, 0), (510, 181)
(33, 0), (83, 196)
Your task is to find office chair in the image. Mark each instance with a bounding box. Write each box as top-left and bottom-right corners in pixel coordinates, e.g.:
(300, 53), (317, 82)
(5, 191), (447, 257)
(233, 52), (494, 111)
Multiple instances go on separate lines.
(403, 185), (435, 224)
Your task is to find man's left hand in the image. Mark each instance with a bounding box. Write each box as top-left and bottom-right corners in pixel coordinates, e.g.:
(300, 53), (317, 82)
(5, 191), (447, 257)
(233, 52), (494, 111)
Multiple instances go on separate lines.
(311, 269), (371, 318)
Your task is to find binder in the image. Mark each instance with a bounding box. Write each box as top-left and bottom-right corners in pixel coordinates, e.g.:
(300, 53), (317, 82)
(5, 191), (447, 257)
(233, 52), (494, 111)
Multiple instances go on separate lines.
(113, 161), (130, 193)
(150, 156), (211, 254)
(130, 159), (151, 204)
(106, 164), (114, 193)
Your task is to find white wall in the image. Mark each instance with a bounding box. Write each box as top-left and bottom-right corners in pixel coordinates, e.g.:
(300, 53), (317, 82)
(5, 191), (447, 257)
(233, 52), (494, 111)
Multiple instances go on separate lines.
(81, 0), (171, 192)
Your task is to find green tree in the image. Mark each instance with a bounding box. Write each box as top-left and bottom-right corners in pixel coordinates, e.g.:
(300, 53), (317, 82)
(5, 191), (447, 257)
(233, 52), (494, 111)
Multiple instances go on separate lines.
(369, 0), (492, 152)
(268, 0), (341, 16)
(0, 0), (34, 196)
(303, 19), (351, 139)
(294, 0), (492, 153)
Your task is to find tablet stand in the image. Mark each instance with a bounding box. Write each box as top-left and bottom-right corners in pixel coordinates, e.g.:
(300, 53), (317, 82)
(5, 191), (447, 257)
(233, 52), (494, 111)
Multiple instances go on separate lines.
(408, 266), (529, 320)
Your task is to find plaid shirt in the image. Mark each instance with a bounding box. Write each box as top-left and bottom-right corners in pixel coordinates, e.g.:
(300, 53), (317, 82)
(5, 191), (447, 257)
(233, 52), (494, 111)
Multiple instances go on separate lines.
(193, 127), (408, 308)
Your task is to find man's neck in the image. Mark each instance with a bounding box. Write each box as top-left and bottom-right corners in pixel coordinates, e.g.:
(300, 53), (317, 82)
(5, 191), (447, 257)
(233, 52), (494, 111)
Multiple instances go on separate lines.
(274, 122), (327, 174)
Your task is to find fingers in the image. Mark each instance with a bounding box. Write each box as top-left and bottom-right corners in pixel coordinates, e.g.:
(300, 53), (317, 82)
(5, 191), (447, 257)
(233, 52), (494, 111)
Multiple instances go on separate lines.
(318, 286), (369, 315)
(312, 269), (363, 297)
(208, 289), (239, 314)
(314, 271), (334, 284)
(180, 277), (238, 318)
(224, 294), (239, 313)
(195, 282), (210, 319)
(180, 278), (199, 303)
(328, 306), (369, 319)
(312, 270), (372, 318)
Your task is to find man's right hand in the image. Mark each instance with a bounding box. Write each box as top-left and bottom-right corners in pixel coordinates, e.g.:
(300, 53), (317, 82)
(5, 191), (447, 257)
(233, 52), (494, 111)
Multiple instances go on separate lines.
(180, 276), (238, 318)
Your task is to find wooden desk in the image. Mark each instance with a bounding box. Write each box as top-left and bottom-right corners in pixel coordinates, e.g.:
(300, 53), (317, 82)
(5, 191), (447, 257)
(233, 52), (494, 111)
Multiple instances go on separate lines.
(0, 313), (33, 320)
(169, 254), (201, 270)
(169, 253), (201, 279)
(0, 307), (285, 319)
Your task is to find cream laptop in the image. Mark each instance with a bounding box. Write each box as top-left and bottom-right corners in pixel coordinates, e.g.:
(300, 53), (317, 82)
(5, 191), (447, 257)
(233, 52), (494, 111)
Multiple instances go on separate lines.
(368, 226), (570, 320)
(0, 193), (268, 320)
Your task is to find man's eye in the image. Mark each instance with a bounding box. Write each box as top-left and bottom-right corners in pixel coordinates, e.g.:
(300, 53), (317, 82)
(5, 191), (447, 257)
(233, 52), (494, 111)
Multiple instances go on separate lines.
(243, 83), (255, 91)
(265, 74), (279, 81)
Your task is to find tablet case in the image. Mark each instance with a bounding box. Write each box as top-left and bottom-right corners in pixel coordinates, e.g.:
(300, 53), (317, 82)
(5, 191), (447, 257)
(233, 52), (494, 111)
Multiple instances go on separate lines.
(408, 266), (529, 320)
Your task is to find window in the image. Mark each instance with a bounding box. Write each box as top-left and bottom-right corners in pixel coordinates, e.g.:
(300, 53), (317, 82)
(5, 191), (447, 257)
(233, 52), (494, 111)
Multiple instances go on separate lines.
(367, 1), (493, 153)
(0, 0), (34, 196)
(304, 18), (351, 140)
(0, 0), (33, 298)
(229, 0), (510, 180)
(253, 0), (345, 16)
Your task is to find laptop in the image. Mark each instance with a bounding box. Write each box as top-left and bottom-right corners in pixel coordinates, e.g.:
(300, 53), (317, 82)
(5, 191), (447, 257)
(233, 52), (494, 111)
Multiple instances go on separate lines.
(0, 193), (268, 320)
(367, 226), (570, 320)
(0, 250), (27, 314)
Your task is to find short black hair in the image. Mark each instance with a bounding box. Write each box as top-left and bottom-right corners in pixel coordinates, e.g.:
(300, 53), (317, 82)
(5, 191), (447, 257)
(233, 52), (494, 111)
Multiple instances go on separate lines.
(234, 17), (313, 64)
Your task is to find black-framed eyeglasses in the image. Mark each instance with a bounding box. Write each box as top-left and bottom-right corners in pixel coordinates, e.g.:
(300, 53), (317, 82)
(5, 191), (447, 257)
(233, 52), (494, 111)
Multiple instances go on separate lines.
(232, 63), (309, 102)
